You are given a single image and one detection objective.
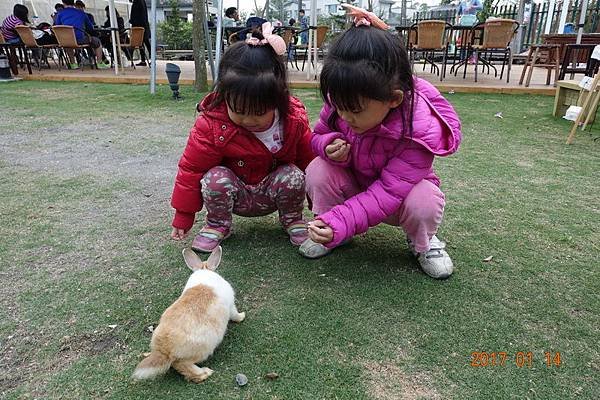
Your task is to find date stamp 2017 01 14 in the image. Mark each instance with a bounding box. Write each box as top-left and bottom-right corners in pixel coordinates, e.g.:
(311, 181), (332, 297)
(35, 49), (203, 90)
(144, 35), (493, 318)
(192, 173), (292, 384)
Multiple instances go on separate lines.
(470, 352), (562, 368)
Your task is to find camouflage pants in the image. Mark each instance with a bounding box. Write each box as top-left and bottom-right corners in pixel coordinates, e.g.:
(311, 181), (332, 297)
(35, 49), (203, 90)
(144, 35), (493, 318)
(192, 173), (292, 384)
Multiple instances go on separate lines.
(200, 164), (306, 230)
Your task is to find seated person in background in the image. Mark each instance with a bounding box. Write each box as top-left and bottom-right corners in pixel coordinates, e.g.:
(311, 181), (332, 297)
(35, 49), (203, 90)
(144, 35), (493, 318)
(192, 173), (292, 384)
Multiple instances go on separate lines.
(54, 0), (109, 69)
(223, 7), (240, 27)
(75, 1), (96, 28)
(232, 16), (266, 42)
(33, 22), (58, 45)
(1, 4), (30, 44)
(52, 3), (64, 24)
(101, 6), (131, 63)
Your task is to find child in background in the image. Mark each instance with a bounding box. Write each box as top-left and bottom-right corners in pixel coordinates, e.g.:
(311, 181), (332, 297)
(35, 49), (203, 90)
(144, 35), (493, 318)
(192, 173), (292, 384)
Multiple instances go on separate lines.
(301, 5), (462, 279)
(170, 22), (314, 252)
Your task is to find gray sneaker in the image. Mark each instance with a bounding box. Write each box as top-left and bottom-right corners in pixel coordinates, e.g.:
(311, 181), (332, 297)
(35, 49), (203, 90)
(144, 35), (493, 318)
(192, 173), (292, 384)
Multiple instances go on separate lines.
(299, 238), (332, 259)
(409, 235), (453, 279)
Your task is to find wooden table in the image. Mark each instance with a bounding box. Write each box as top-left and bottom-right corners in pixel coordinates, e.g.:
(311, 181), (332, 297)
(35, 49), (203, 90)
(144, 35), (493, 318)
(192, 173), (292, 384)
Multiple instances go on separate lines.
(541, 34), (600, 80)
(541, 33), (600, 60)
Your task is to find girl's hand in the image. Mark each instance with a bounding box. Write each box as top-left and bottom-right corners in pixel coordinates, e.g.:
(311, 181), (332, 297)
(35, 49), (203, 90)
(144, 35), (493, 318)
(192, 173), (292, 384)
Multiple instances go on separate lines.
(325, 139), (351, 162)
(308, 220), (333, 244)
(171, 227), (189, 240)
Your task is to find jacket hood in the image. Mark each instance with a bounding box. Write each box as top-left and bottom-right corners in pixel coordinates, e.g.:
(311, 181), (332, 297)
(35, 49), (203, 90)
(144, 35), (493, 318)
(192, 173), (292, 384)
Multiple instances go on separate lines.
(320, 78), (461, 156)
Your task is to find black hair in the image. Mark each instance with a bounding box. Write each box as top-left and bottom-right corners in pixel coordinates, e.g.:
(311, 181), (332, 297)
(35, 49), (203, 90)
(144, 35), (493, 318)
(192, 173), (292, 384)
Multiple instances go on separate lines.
(299, 9), (305, 14)
(288, 18), (295, 26)
(75, 0), (85, 8)
(62, 0), (75, 6)
(13, 4), (29, 23)
(320, 25), (414, 136)
(105, 6), (120, 17)
(225, 7), (237, 18)
(209, 31), (289, 117)
(55, 3), (64, 11)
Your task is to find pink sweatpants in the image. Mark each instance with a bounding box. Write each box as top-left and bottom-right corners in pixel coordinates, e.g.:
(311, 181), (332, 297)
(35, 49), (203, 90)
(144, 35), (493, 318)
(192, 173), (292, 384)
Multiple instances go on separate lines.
(305, 157), (446, 253)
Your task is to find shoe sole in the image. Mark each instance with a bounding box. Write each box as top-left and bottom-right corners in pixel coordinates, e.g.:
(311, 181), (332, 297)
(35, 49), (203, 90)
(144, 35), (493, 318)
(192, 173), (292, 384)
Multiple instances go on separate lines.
(299, 241), (332, 259)
(191, 231), (232, 253)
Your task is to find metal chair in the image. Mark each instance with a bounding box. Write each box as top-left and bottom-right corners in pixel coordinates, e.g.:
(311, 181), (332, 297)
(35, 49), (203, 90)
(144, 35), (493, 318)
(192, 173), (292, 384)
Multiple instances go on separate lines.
(120, 26), (145, 68)
(409, 20), (452, 81)
(0, 32), (30, 75)
(280, 28), (297, 69)
(296, 26), (328, 71)
(15, 25), (59, 70)
(466, 19), (519, 83)
(51, 25), (97, 70)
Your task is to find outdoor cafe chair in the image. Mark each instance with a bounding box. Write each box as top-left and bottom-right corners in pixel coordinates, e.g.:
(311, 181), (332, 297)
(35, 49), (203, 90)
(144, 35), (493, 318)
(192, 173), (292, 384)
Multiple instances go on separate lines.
(119, 26), (145, 69)
(15, 25), (59, 71)
(518, 43), (561, 87)
(295, 26), (328, 71)
(51, 25), (97, 70)
(409, 20), (452, 81)
(0, 31), (31, 75)
(279, 28), (297, 69)
(465, 19), (519, 83)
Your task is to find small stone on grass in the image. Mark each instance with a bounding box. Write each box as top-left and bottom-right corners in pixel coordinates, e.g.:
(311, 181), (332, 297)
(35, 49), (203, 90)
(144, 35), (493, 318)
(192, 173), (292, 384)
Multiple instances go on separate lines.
(235, 373), (248, 386)
(265, 372), (279, 380)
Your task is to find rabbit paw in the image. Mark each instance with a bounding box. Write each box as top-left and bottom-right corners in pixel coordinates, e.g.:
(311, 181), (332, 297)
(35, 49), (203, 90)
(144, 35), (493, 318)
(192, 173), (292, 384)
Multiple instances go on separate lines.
(232, 312), (245, 322)
(189, 367), (213, 383)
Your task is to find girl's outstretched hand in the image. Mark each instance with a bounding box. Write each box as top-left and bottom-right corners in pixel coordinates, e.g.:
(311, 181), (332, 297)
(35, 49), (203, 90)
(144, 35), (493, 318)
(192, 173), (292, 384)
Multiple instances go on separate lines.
(325, 139), (351, 162)
(308, 220), (333, 244)
(171, 227), (189, 240)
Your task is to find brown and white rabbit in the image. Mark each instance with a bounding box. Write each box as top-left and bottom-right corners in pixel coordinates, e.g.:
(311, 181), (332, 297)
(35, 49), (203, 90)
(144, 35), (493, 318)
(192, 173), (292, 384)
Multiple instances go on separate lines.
(132, 246), (245, 383)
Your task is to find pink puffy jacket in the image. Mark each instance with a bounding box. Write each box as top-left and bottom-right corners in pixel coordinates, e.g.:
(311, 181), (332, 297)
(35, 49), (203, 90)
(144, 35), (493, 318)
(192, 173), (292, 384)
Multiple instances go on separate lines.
(311, 78), (462, 247)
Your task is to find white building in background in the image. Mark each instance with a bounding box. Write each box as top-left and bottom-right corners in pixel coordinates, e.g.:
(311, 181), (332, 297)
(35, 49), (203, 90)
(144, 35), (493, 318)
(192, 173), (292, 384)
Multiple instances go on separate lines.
(282, 0), (404, 23)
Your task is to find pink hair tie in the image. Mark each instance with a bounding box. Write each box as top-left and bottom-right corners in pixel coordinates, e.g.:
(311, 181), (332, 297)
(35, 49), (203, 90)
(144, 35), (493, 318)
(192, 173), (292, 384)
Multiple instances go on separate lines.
(341, 4), (390, 30)
(244, 22), (287, 56)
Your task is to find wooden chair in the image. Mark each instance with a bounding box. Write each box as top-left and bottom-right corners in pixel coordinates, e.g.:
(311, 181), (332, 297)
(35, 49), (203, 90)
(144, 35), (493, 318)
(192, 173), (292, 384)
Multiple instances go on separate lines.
(467, 19), (519, 83)
(519, 44), (561, 87)
(558, 44), (597, 80)
(120, 26), (144, 68)
(15, 25), (59, 70)
(296, 26), (328, 71)
(410, 20), (452, 81)
(52, 25), (97, 70)
(566, 65), (600, 144)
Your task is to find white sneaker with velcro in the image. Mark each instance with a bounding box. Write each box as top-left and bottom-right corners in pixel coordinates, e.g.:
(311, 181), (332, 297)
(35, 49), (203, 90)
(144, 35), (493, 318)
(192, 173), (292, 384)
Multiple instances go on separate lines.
(409, 235), (454, 279)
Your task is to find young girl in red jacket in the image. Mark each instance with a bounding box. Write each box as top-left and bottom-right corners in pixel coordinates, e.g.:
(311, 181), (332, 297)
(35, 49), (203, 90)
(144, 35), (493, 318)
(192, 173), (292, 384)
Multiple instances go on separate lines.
(170, 22), (314, 252)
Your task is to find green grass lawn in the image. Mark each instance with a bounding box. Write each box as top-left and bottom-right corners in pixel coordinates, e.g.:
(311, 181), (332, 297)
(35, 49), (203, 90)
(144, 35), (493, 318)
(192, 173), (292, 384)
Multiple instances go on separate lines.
(0, 81), (598, 399)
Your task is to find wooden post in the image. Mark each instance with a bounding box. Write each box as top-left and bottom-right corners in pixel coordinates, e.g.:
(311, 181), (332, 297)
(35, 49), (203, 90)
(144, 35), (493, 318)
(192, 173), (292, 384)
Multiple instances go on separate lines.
(566, 71), (600, 143)
(193, 0), (208, 92)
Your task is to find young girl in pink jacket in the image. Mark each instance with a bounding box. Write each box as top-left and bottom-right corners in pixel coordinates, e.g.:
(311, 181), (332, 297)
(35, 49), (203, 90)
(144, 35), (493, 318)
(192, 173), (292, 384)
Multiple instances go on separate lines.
(300, 5), (462, 279)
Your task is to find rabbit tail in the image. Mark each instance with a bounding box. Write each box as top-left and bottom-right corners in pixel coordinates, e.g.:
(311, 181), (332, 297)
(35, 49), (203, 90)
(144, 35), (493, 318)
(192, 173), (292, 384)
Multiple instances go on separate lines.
(132, 351), (172, 380)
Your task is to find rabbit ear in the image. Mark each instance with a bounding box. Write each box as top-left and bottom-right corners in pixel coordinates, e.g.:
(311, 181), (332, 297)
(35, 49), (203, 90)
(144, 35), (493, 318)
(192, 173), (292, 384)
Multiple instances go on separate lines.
(205, 246), (222, 271)
(182, 248), (205, 271)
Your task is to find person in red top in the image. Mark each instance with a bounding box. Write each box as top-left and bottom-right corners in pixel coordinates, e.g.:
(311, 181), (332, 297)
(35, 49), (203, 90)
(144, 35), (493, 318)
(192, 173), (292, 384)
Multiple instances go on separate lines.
(170, 22), (315, 252)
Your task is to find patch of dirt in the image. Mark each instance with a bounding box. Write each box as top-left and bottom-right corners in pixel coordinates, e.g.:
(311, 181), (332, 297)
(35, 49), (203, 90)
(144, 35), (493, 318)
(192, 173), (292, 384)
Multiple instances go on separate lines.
(0, 118), (187, 186)
(364, 360), (440, 400)
(0, 112), (188, 396)
(516, 160), (533, 168)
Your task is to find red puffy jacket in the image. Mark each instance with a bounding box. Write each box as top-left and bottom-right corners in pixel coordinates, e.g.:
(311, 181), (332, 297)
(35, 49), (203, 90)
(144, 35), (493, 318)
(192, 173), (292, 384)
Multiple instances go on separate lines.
(171, 93), (315, 231)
